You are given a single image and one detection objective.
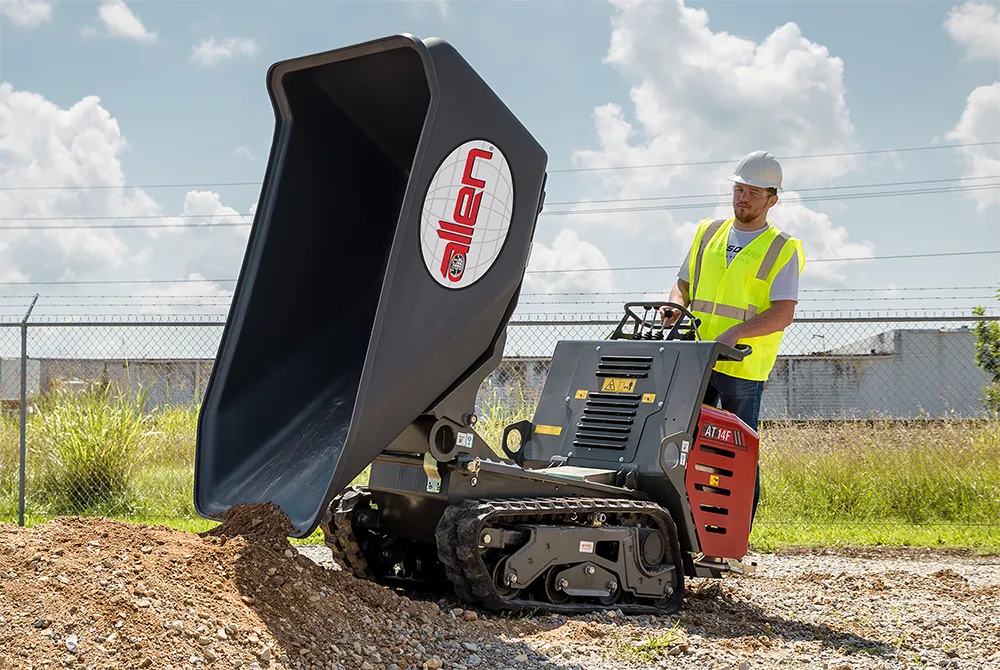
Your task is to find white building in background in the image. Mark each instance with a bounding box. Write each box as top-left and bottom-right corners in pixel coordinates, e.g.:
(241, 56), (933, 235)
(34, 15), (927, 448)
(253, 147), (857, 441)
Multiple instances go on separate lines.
(481, 327), (994, 421)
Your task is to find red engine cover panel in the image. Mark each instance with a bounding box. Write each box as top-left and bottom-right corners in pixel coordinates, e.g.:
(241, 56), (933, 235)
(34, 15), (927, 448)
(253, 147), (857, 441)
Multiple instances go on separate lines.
(684, 405), (760, 559)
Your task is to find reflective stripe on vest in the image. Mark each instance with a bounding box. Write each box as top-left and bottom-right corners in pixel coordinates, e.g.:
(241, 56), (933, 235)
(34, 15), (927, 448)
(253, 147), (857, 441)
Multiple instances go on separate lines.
(687, 217), (804, 381)
(689, 299), (758, 321)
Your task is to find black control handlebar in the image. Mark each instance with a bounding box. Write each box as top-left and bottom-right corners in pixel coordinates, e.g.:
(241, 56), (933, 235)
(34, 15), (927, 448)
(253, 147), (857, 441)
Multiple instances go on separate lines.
(607, 301), (753, 361)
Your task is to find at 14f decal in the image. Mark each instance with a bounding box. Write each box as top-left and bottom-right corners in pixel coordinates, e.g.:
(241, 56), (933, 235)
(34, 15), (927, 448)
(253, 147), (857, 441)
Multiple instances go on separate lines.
(701, 423), (747, 449)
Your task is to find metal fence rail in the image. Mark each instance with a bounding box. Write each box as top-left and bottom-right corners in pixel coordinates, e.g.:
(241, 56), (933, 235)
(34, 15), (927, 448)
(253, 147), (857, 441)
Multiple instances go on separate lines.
(1, 311), (998, 547)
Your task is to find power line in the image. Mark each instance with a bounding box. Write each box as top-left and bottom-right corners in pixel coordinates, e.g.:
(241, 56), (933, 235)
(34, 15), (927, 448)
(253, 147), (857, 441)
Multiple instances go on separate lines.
(0, 141), (994, 191)
(0, 249), (995, 286)
(540, 184), (999, 217)
(544, 175), (999, 206)
(3, 181), (997, 230)
(521, 249), (998, 274)
(0, 181), (262, 192)
(547, 141), (1000, 173)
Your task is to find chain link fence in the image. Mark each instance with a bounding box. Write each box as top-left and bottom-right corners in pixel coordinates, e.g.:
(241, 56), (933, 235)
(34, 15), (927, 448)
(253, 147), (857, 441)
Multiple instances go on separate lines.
(1, 311), (998, 548)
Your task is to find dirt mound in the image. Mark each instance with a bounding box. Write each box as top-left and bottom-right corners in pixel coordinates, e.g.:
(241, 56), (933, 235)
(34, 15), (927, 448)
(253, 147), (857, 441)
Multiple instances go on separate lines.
(0, 507), (555, 670)
(204, 502), (294, 542)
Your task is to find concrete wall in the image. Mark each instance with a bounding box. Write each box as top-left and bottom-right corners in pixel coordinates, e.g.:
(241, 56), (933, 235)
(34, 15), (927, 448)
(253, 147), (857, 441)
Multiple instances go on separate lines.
(761, 329), (989, 419)
(0, 357), (213, 410)
(3, 328), (992, 419)
(0, 357), (41, 403)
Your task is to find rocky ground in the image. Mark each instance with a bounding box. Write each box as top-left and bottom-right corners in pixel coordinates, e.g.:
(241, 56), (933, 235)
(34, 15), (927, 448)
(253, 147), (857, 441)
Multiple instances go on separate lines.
(2, 509), (998, 670)
(299, 545), (1000, 670)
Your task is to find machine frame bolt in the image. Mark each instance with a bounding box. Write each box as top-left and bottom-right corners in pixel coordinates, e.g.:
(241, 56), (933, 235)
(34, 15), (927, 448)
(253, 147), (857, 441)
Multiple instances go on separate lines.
(585, 565), (595, 575)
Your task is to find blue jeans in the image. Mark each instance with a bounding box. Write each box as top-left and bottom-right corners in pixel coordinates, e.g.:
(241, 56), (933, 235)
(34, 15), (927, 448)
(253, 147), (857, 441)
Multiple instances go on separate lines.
(702, 371), (763, 530)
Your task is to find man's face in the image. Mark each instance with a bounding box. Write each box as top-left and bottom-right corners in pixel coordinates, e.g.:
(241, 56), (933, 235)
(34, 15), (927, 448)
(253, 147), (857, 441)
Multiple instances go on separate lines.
(732, 183), (776, 223)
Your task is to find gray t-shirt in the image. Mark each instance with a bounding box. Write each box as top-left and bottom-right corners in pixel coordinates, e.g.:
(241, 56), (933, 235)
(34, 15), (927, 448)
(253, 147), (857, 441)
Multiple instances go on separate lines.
(677, 225), (800, 302)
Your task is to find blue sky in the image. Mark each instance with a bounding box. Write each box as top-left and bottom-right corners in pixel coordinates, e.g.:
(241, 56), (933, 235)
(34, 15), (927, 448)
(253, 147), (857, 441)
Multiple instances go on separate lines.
(1, 0), (998, 323)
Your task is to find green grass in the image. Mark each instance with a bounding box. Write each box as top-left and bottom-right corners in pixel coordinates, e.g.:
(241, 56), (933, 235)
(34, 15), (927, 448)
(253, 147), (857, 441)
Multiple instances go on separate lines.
(752, 419), (1000, 553)
(617, 621), (686, 664)
(2, 384), (998, 553)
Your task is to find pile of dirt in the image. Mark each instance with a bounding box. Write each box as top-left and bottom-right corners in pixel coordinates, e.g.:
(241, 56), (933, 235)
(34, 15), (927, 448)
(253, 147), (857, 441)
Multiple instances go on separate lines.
(0, 505), (553, 670)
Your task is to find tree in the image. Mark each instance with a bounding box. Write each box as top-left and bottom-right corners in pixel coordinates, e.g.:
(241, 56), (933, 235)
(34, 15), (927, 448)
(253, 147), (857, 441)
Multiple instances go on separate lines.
(972, 288), (1000, 415)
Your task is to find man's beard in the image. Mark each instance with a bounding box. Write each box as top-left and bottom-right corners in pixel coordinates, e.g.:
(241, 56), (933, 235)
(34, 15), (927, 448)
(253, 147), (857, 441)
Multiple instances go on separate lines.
(734, 205), (759, 223)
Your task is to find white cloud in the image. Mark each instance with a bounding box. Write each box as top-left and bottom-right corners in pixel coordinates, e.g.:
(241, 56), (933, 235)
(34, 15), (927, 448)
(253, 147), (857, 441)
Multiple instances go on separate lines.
(85, 0), (156, 43)
(234, 146), (255, 161)
(0, 0), (52, 27)
(946, 82), (1000, 212)
(558, 0), (874, 285)
(0, 82), (158, 284)
(191, 37), (259, 66)
(403, 0), (451, 18)
(767, 193), (876, 281)
(161, 191), (254, 281)
(524, 230), (616, 295)
(0, 82), (252, 300)
(944, 1), (1000, 61)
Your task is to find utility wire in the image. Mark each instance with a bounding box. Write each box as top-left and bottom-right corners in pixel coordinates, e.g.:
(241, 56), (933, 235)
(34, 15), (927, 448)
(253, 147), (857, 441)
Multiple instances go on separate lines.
(1, 141), (996, 190)
(544, 175), (999, 206)
(522, 250), (998, 274)
(0, 249), (996, 286)
(3, 181), (997, 230)
(542, 184), (999, 217)
(546, 141), (1000, 173)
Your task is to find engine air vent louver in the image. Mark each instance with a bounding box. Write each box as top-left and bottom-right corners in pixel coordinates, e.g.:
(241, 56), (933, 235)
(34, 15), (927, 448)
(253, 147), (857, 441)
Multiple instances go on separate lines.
(573, 390), (640, 451)
(595, 354), (653, 379)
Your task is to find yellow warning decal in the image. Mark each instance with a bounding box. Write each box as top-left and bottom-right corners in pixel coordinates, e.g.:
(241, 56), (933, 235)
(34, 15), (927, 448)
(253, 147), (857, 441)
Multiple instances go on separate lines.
(709, 474), (720, 486)
(600, 377), (637, 393)
(641, 393), (656, 403)
(534, 424), (563, 436)
(574, 389), (588, 399)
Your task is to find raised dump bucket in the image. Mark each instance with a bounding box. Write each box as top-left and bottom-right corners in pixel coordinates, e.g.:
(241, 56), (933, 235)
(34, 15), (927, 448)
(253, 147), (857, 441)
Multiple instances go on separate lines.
(193, 34), (548, 537)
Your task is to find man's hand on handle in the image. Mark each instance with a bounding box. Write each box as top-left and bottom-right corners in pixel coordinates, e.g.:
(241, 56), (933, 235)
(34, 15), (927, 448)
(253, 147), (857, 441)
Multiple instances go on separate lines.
(715, 328), (741, 349)
(658, 305), (680, 328)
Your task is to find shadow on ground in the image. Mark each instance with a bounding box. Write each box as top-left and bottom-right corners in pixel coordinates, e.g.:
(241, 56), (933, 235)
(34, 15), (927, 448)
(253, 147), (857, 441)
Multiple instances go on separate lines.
(680, 580), (894, 657)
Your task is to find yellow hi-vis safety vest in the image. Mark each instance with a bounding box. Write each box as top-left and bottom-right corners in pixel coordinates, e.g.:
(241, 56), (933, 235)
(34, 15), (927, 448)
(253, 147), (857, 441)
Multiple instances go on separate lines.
(687, 217), (805, 381)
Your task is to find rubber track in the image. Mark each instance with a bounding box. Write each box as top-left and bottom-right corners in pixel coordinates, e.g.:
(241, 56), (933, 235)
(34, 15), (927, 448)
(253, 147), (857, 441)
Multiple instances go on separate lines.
(320, 487), (374, 580)
(434, 496), (686, 615)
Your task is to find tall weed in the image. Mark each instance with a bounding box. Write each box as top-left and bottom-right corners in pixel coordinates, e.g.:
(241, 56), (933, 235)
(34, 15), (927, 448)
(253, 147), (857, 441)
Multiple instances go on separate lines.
(29, 378), (153, 516)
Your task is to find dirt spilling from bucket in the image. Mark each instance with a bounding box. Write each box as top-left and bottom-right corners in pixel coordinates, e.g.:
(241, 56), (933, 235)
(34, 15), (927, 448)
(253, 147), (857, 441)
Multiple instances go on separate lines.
(0, 505), (553, 670)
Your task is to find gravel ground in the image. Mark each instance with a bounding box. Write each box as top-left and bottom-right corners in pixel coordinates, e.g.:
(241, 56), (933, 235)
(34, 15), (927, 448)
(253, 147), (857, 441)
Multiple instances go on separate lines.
(297, 544), (1000, 670)
(3, 509), (997, 670)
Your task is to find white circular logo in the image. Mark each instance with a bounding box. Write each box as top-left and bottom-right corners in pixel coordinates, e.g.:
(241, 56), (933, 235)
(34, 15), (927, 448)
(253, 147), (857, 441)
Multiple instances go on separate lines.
(420, 139), (514, 289)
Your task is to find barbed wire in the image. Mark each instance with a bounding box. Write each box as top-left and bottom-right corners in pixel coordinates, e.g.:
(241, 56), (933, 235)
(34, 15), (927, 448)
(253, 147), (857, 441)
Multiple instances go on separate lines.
(1, 307), (998, 326)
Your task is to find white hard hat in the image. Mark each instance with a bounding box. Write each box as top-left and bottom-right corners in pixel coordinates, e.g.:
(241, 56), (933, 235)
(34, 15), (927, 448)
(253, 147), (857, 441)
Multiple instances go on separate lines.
(728, 150), (783, 190)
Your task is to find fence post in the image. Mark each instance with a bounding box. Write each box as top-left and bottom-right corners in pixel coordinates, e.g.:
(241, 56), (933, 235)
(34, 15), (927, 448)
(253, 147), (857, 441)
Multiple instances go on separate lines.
(19, 294), (39, 527)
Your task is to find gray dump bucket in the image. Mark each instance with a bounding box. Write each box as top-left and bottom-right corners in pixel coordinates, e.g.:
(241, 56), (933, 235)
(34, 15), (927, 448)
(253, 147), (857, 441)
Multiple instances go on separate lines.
(193, 34), (548, 537)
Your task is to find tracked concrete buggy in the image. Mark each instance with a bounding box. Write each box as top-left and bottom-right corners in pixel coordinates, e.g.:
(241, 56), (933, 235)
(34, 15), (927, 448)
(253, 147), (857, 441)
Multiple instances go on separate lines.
(194, 34), (760, 616)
